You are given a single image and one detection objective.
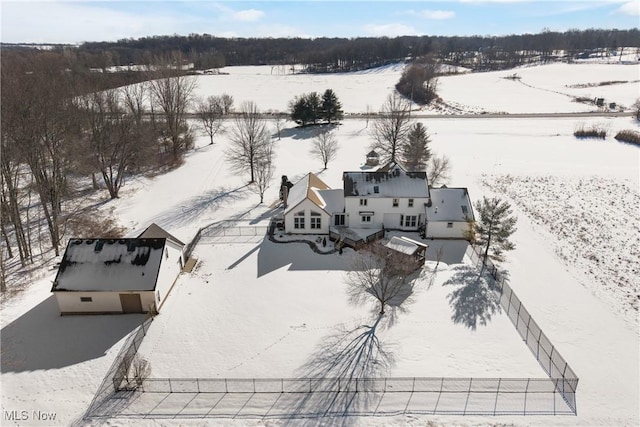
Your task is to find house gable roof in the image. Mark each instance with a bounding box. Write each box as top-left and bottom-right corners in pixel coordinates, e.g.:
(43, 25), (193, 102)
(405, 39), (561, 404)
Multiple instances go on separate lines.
(343, 161), (429, 198)
(138, 223), (184, 246)
(426, 187), (475, 222)
(285, 173), (333, 215)
(52, 238), (166, 292)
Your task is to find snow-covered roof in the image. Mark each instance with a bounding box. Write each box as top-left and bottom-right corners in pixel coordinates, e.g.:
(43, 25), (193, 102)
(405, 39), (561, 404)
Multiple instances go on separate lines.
(52, 238), (166, 292)
(138, 223), (184, 246)
(385, 236), (419, 255)
(426, 188), (474, 222)
(284, 173), (332, 215)
(343, 162), (429, 198)
(316, 189), (344, 214)
(385, 236), (429, 256)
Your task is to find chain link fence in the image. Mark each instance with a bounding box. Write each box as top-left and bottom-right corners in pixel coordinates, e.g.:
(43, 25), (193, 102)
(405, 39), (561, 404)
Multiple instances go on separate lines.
(464, 245), (578, 413)
(84, 317), (153, 418)
(123, 377), (574, 416)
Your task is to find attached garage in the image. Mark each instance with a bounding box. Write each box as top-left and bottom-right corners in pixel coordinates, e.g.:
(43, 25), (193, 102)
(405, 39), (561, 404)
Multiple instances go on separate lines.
(52, 230), (184, 315)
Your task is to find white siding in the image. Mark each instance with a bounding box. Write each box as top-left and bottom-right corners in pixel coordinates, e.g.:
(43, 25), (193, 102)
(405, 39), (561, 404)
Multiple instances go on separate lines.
(54, 291), (155, 314)
(345, 197), (428, 230)
(154, 244), (183, 309)
(284, 199), (330, 234)
(426, 221), (468, 239)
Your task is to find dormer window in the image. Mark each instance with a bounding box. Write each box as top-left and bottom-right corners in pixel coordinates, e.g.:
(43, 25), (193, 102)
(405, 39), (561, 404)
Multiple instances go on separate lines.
(461, 205), (469, 214)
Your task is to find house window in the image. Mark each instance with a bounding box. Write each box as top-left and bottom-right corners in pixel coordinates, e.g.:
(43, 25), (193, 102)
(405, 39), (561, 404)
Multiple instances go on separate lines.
(361, 215), (372, 223)
(392, 198), (399, 207)
(80, 297), (93, 302)
(373, 186), (379, 194)
(402, 215), (418, 227)
(447, 222), (454, 228)
(294, 211), (305, 229)
(461, 205), (468, 214)
(334, 214), (345, 226)
(408, 199), (414, 208)
(360, 198), (368, 206)
(310, 211), (321, 229)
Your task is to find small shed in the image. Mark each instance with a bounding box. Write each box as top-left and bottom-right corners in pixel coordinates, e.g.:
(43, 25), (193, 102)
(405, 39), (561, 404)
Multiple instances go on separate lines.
(51, 234), (183, 315)
(384, 236), (428, 265)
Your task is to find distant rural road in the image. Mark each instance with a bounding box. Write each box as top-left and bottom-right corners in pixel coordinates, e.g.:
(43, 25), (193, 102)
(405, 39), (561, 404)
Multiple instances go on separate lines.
(396, 111), (635, 119)
(181, 111), (635, 120)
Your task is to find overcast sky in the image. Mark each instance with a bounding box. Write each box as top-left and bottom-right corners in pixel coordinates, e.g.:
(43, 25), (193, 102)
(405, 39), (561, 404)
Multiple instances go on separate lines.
(1, 0), (638, 44)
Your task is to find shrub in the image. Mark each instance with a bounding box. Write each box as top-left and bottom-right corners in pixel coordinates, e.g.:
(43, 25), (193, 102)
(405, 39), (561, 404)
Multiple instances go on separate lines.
(574, 124), (608, 139)
(614, 129), (640, 147)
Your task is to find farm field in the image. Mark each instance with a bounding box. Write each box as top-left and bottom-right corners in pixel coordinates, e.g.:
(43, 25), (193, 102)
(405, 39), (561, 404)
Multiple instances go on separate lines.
(1, 60), (639, 426)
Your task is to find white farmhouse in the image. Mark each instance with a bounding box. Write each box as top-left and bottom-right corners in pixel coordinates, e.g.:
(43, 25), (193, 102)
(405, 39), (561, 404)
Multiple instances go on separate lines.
(51, 224), (184, 315)
(282, 162), (474, 244)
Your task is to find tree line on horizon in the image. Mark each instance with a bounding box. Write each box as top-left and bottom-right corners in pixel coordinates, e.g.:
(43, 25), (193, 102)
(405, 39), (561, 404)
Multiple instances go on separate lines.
(11, 28), (634, 73)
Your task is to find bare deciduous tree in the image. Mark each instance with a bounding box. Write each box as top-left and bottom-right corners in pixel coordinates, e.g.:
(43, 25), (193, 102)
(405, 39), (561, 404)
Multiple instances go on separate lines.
(310, 130), (339, 169)
(219, 93), (234, 115)
(273, 115), (286, 140)
(370, 94), (412, 163)
(226, 101), (273, 183)
(427, 154), (451, 187)
(148, 58), (196, 162)
(195, 95), (224, 145)
(346, 243), (418, 316)
(77, 89), (136, 199)
(253, 158), (274, 204)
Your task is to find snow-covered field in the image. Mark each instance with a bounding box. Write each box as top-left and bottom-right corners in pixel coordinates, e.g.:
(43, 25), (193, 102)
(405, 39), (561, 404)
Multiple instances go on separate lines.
(2, 61), (639, 426)
(192, 60), (640, 114)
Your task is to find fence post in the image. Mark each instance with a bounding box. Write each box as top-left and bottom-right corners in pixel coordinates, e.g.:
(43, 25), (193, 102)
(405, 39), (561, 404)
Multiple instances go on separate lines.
(549, 346), (555, 376)
(169, 378), (172, 393)
(412, 377), (415, 393)
(225, 378), (228, 393)
(281, 378), (284, 393)
(309, 378), (312, 393)
(253, 378), (256, 393)
(197, 378), (200, 393)
(516, 301), (522, 328)
(523, 378), (530, 415)
(494, 378), (501, 415)
(537, 329), (542, 359)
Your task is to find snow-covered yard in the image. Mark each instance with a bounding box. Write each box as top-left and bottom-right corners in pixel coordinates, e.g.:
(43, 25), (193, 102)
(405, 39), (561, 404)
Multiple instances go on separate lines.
(137, 239), (543, 380)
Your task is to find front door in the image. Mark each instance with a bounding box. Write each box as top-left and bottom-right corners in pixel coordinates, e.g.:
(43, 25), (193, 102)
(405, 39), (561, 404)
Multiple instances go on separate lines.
(120, 293), (143, 313)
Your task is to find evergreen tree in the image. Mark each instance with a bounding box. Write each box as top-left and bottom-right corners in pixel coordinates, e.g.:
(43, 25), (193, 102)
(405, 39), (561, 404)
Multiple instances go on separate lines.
(474, 197), (518, 269)
(289, 92), (321, 126)
(401, 122), (431, 171)
(320, 89), (343, 124)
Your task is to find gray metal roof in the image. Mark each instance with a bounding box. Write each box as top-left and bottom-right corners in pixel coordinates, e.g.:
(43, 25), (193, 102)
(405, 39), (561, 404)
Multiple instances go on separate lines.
(343, 162), (429, 198)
